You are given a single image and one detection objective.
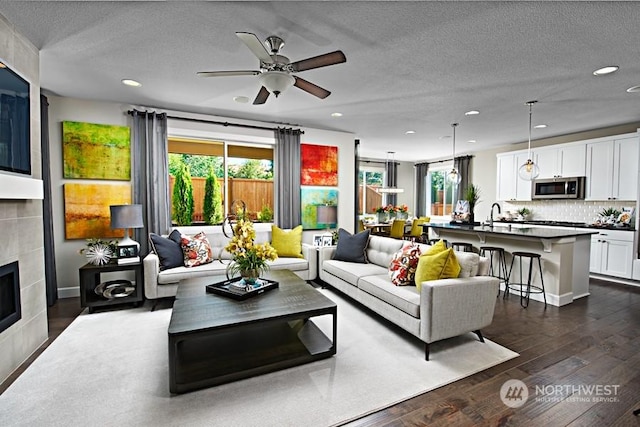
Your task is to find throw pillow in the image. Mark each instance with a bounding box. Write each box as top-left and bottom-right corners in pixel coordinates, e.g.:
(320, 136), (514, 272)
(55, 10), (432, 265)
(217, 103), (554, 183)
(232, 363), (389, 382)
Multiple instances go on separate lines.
(148, 229), (183, 270)
(388, 242), (422, 285)
(180, 231), (214, 267)
(271, 225), (303, 258)
(414, 248), (461, 291)
(455, 251), (480, 278)
(332, 228), (370, 263)
(424, 239), (447, 256)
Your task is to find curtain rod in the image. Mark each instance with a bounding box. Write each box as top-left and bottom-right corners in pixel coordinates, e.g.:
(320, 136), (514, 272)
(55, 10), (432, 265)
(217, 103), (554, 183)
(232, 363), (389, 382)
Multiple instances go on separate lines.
(127, 110), (304, 134)
(415, 154), (473, 167)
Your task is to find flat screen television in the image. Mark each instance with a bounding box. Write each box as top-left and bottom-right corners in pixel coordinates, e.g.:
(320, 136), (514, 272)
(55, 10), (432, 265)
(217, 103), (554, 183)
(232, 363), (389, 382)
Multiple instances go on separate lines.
(0, 61), (30, 175)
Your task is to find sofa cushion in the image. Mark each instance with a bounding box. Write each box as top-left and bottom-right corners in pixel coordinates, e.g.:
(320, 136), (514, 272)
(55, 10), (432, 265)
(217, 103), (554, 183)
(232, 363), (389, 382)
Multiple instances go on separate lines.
(415, 248), (461, 290)
(180, 231), (214, 267)
(267, 256), (308, 272)
(158, 260), (230, 284)
(149, 229), (183, 270)
(366, 235), (404, 268)
(333, 228), (370, 263)
(271, 225), (303, 258)
(388, 242), (422, 285)
(358, 274), (421, 318)
(323, 259), (387, 287)
(455, 251), (480, 278)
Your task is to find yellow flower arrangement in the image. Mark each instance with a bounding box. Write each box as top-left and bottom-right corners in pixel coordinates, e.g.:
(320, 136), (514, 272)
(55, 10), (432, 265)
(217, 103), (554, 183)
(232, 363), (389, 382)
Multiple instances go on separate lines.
(224, 218), (278, 280)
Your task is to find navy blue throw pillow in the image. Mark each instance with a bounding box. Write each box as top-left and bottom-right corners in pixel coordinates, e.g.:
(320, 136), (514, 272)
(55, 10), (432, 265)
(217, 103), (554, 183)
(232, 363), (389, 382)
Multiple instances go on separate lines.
(332, 228), (370, 263)
(149, 229), (184, 270)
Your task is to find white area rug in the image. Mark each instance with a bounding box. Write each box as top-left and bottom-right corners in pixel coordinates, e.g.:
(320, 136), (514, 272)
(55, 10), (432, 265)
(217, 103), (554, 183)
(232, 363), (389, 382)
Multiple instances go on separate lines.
(0, 289), (517, 427)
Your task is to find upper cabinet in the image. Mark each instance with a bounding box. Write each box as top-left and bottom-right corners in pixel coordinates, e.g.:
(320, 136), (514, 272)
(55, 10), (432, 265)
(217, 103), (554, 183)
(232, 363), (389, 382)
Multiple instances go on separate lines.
(585, 136), (639, 201)
(496, 152), (533, 201)
(536, 144), (586, 179)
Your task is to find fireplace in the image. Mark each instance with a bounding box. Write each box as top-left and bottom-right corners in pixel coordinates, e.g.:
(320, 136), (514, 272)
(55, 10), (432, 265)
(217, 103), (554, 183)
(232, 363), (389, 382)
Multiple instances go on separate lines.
(0, 261), (21, 334)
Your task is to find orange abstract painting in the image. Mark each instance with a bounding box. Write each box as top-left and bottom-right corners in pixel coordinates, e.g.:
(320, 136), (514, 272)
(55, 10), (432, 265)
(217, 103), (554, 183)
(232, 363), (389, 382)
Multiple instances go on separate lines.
(64, 183), (131, 239)
(301, 144), (338, 186)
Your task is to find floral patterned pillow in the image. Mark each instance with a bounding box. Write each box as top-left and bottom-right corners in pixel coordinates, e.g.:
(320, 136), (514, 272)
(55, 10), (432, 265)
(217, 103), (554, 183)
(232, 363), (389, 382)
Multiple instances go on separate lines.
(180, 231), (214, 267)
(388, 242), (422, 286)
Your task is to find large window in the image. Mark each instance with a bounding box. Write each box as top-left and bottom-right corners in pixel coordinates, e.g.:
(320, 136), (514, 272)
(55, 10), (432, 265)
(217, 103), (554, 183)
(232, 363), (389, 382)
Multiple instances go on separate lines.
(168, 137), (274, 224)
(426, 164), (458, 218)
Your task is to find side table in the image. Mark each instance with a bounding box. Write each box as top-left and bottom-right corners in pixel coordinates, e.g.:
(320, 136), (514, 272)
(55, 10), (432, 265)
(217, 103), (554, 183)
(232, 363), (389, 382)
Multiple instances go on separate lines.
(79, 262), (144, 313)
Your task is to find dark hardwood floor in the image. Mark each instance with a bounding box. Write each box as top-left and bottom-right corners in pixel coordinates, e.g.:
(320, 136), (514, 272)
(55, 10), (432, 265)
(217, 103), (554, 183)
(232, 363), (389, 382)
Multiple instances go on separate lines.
(2, 280), (640, 425)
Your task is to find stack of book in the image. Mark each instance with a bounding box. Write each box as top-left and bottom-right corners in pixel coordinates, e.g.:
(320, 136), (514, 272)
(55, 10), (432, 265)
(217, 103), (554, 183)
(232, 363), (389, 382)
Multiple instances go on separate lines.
(226, 278), (265, 295)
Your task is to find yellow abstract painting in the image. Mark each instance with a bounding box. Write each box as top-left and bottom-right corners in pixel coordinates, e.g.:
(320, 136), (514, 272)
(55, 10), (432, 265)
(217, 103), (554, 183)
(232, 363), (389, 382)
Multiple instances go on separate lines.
(64, 183), (131, 239)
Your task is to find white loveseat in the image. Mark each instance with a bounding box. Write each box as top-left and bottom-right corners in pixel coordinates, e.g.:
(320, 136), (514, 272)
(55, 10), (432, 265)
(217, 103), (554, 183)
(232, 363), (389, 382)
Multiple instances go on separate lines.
(318, 235), (499, 360)
(143, 224), (317, 305)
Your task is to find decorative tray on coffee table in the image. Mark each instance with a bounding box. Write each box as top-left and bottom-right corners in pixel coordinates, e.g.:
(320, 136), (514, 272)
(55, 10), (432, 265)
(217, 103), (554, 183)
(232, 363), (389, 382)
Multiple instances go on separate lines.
(206, 276), (279, 300)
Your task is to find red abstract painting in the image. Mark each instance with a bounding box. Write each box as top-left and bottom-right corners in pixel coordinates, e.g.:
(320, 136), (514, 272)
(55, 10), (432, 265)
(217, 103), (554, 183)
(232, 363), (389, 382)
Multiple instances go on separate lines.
(301, 144), (338, 186)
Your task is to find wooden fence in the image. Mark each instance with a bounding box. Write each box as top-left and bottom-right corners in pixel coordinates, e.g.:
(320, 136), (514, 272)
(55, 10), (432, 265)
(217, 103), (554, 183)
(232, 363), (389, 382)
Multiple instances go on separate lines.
(358, 185), (383, 213)
(169, 176), (274, 223)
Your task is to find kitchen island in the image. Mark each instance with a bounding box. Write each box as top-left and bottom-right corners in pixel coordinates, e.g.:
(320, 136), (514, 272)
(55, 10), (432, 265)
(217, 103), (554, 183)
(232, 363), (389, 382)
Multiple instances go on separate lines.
(422, 223), (598, 306)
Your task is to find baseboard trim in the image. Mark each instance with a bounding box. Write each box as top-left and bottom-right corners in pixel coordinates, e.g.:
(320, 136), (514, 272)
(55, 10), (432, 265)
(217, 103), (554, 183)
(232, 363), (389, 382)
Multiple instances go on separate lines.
(58, 286), (80, 299)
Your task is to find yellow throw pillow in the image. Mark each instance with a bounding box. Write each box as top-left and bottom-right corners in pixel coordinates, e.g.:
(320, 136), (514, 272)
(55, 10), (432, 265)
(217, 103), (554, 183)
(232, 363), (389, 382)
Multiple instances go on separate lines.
(414, 248), (461, 291)
(424, 239), (447, 256)
(271, 225), (304, 258)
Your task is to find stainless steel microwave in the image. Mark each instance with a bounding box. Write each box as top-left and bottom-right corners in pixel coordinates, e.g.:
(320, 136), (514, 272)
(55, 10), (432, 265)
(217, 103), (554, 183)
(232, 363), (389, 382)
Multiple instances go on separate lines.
(532, 177), (585, 199)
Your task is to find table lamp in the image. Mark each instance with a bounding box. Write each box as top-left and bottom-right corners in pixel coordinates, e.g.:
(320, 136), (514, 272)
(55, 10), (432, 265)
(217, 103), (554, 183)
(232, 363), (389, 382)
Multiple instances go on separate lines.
(316, 204), (338, 233)
(110, 204), (144, 264)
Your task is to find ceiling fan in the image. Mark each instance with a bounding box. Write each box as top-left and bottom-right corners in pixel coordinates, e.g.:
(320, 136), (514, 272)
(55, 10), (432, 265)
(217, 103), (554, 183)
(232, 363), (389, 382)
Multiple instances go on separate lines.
(197, 32), (346, 105)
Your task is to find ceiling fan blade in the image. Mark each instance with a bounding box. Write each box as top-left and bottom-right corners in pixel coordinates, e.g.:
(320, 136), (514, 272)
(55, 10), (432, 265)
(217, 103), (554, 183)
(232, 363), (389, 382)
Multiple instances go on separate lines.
(253, 86), (270, 105)
(236, 32), (274, 64)
(196, 70), (261, 77)
(290, 50), (346, 72)
(294, 77), (331, 99)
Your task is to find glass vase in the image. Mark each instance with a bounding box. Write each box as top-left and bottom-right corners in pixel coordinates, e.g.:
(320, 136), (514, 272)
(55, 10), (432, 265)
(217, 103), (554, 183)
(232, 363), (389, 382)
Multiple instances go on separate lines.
(240, 269), (260, 286)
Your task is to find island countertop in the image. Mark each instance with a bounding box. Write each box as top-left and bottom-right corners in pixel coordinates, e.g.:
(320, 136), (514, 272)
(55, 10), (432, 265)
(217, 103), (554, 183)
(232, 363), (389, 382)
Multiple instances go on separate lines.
(422, 222), (599, 239)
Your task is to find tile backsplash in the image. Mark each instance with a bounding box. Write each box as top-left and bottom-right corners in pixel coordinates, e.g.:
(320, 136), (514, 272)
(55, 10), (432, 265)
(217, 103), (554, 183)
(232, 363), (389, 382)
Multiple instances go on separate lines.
(503, 200), (636, 224)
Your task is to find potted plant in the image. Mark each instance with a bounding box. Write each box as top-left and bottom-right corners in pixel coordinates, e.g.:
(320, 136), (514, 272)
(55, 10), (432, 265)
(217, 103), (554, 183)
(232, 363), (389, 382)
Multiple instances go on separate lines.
(516, 207), (532, 220)
(463, 184), (481, 224)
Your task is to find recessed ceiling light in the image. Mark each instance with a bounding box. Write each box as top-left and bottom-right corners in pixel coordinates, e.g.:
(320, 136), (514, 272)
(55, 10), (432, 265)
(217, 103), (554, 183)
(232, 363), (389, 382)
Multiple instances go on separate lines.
(464, 110), (480, 116)
(331, 112), (343, 117)
(405, 130), (415, 134)
(534, 124), (548, 129)
(467, 139), (476, 143)
(233, 96), (249, 103)
(593, 66), (619, 76)
(626, 85), (640, 93)
(121, 79), (142, 87)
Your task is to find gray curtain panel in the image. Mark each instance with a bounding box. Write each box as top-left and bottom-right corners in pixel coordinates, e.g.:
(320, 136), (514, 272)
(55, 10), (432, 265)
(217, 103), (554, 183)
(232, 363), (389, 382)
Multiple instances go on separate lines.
(455, 155), (472, 200)
(385, 160), (398, 206)
(415, 162), (429, 217)
(274, 127), (302, 228)
(130, 110), (170, 256)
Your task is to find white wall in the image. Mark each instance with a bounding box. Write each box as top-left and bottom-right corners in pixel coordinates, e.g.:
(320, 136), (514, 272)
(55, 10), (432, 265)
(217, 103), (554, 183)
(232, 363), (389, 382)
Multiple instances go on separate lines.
(47, 97), (356, 297)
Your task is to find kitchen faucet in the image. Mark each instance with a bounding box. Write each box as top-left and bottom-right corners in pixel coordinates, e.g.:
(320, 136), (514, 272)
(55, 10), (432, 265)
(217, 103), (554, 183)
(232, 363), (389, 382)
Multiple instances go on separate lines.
(490, 203), (501, 227)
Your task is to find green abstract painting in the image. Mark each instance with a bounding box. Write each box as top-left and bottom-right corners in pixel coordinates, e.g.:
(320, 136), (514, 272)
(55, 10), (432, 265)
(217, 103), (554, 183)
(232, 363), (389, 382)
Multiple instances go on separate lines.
(63, 121), (131, 180)
(301, 187), (338, 230)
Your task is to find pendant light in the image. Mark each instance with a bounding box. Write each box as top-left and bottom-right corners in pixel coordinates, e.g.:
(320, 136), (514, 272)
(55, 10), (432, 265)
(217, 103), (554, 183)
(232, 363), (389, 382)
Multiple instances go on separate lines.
(377, 151), (404, 193)
(518, 100), (540, 181)
(447, 123), (461, 184)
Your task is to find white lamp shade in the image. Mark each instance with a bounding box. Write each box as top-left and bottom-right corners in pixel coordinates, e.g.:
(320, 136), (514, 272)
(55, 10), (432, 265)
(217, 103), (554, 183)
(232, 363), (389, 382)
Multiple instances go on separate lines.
(259, 71), (295, 96)
(518, 159), (540, 181)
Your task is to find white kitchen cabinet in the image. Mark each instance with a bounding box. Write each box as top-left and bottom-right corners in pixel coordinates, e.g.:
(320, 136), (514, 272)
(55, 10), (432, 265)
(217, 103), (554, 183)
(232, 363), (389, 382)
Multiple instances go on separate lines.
(590, 229), (634, 279)
(537, 144), (586, 179)
(586, 137), (639, 201)
(496, 152), (533, 201)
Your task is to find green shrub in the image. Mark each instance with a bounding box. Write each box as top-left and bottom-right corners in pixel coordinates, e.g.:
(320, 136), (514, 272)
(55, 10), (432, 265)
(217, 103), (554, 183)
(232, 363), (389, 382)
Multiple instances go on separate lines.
(172, 162), (194, 225)
(258, 204), (274, 222)
(203, 167), (223, 225)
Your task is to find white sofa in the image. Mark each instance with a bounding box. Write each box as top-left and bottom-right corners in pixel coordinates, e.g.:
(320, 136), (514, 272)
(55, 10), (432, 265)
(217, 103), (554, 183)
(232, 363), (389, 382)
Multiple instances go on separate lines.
(318, 235), (499, 360)
(143, 224), (317, 305)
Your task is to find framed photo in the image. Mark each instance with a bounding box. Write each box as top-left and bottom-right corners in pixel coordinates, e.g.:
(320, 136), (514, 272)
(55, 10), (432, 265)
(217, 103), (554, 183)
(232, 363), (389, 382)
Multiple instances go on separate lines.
(117, 245), (139, 259)
(322, 235), (334, 247)
(313, 234), (323, 247)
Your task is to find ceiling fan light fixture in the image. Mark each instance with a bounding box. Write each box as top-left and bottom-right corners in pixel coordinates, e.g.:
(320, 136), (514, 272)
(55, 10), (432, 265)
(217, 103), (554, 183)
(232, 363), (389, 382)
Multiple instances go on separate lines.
(259, 71), (295, 97)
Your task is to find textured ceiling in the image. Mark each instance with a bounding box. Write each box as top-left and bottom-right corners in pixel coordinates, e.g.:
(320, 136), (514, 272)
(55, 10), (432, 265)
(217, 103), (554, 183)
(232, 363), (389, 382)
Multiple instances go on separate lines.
(1, 1), (640, 161)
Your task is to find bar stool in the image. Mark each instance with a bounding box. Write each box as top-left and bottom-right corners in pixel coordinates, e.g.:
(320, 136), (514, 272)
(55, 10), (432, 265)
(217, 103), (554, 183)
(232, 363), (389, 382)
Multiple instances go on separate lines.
(505, 251), (547, 308)
(480, 246), (509, 297)
(451, 242), (474, 252)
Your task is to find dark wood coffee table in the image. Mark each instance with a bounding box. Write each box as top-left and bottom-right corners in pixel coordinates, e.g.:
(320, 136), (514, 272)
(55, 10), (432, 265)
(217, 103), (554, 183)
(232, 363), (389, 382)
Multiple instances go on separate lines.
(168, 270), (337, 394)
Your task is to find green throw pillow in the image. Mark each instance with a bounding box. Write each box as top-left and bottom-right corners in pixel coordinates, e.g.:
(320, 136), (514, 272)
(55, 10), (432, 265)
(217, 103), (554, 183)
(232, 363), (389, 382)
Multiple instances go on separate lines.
(414, 248), (461, 291)
(271, 225), (303, 258)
